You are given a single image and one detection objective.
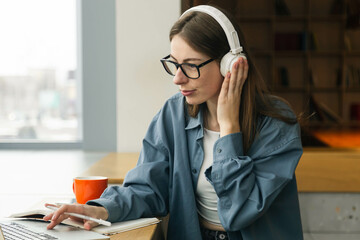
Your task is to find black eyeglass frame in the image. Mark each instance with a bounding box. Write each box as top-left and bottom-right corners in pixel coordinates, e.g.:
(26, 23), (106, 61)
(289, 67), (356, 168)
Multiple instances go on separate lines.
(160, 55), (214, 79)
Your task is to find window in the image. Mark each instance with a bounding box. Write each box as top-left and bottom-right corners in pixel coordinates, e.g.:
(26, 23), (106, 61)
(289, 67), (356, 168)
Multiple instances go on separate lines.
(0, 0), (80, 142)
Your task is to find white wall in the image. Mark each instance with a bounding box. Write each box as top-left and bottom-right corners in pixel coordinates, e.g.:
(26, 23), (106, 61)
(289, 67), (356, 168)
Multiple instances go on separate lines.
(116, 0), (181, 152)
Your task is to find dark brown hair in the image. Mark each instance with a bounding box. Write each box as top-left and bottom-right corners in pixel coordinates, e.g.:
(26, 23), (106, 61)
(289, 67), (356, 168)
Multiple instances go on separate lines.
(170, 6), (297, 153)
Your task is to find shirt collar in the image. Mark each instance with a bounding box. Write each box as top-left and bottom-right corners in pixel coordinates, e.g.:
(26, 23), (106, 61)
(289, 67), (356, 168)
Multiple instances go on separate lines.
(184, 105), (204, 131)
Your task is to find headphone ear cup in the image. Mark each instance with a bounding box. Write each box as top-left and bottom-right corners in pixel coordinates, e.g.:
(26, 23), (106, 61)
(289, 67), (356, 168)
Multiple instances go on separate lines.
(220, 52), (247, 77)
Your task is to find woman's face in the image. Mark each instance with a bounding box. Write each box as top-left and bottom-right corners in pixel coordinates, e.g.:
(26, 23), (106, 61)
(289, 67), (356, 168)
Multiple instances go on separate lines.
(170, 35), (223, 106)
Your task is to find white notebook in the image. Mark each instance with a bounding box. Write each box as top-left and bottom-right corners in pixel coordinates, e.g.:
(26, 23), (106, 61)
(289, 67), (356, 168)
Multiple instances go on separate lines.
(9, 208), (160, 236)
(81, 217), (160, 235)
(8, 197), (160, 236)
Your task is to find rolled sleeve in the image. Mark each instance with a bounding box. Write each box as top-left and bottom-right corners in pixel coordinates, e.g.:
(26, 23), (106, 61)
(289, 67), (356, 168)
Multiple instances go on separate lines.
(87, 188), (123, 222)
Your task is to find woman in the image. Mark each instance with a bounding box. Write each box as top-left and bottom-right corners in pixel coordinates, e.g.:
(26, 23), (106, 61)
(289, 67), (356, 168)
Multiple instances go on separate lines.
(45, 5), (303, 240)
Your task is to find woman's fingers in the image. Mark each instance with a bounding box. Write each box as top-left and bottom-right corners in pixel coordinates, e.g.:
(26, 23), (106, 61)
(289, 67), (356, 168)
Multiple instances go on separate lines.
(44, 203), (84, 230)
(84, 220), (100, 230)
(43, 212), (53, 221)
(43, 203), (108, 230)
(219, 71), (231, 100)
(221, 57), (248, 99)
(46, 212), (71, 230)
(236, 58), (248, 91)
(228, 57), (248, 94)
(242, 58), (249, 81)
(228, 61), (239, 95)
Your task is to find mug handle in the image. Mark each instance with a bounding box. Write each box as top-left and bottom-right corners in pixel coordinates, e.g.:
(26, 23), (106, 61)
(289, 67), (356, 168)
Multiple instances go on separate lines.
(72, 181), (75, 194)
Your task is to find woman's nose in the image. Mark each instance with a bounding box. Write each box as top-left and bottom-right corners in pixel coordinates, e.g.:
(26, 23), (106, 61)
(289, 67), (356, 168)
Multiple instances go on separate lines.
(173, 67), (188, 85)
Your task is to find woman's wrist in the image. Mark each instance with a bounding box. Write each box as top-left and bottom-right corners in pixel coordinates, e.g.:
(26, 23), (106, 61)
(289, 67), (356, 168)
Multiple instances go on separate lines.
(220, 123), (240, 137)
(96, 206), (109, 221)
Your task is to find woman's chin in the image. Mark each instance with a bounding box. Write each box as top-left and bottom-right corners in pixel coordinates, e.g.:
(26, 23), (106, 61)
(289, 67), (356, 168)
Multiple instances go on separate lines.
(185, 97), (202, 106)
(185, 97), (199, 105)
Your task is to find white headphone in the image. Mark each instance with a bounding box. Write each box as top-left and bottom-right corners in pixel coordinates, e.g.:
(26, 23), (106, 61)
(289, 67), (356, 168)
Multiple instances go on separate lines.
(180, 5), (246, 77)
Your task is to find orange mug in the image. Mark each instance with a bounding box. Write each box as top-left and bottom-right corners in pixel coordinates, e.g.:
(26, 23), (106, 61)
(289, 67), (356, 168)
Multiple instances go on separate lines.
(72, 176), (108, 204)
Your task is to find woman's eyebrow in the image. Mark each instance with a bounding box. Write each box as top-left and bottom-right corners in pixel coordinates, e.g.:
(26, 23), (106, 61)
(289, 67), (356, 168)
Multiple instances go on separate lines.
(170, 54), (202, 62)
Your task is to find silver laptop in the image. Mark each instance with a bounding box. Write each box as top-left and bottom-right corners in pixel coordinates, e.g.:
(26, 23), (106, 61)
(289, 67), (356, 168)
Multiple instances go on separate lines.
(0, 219), (109, 240)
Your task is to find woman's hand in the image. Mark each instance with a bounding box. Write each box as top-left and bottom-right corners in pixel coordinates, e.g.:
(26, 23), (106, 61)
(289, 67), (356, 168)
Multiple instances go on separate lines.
(43, 203), (109, 230)
(217, 57), (249, 137)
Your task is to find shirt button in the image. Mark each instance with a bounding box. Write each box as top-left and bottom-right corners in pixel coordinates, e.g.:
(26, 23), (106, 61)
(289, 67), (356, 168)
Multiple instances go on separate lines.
(192, 169), (197, 174)
(217, 148), (222, 153)
(218, 233), (226, 239)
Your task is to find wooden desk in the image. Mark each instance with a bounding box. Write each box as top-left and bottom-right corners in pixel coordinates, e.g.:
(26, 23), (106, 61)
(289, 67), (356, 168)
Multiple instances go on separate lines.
(84, 149), (360, 192)
(82, 153), (139, 184)
(296, 147), (360, 192)
(110, 224), (157, 240)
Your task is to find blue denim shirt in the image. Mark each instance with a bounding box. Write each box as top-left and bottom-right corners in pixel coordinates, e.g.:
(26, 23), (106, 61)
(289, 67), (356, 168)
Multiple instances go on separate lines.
(89, 92), (303, 240)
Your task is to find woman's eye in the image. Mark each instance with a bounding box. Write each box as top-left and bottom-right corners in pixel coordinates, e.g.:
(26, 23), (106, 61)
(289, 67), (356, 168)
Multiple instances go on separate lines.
(187, 64), (197, 69)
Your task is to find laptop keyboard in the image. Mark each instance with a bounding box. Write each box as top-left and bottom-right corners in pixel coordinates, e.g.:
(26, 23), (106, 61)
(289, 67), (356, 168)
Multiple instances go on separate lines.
(0, 222), (58, 240)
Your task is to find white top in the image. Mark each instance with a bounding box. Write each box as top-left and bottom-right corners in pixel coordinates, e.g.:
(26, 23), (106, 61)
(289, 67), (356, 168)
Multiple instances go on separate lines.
(196, 128), (221, 225)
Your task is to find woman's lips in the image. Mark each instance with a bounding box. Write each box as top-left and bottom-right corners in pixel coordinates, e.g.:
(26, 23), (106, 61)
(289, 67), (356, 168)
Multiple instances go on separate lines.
(181, 90), (196, 96)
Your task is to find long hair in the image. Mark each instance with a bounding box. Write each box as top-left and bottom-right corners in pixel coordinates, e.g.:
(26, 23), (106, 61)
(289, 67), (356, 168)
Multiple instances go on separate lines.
(170, 6), (297, 153)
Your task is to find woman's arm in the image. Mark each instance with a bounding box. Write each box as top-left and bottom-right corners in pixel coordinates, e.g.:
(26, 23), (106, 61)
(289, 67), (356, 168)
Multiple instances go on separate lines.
(88, 113), (171, 222)
(90, 143), (170, 223)
(45, 110), (171, 229)
(206, 118), (302, 231)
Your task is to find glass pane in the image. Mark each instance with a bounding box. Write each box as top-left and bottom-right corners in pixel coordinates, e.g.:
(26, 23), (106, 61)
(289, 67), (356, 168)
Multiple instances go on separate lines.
(0, 0), (80, 142)
(164, 61), (177, 75)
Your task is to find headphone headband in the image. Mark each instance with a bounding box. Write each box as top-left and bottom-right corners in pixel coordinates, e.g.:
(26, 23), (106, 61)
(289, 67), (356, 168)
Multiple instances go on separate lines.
(180, 5), (243, 54)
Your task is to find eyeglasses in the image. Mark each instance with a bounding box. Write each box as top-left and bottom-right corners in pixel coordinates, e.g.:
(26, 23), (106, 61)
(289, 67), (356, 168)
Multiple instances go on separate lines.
(160, 55), (214, 79)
